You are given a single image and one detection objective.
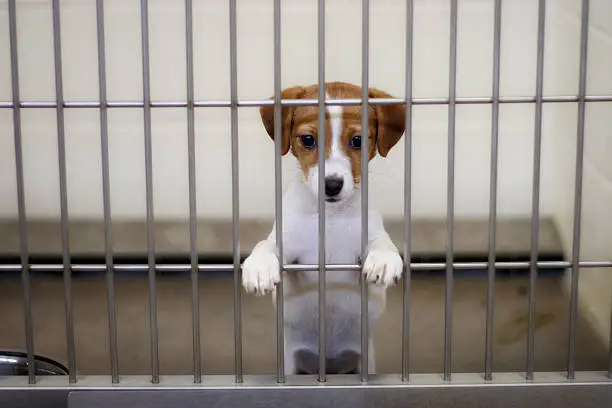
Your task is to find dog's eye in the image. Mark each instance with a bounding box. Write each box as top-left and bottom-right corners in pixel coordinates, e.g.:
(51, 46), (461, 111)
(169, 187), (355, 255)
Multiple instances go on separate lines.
(300, 134), (317, 149)
(349, 135), (362, 150)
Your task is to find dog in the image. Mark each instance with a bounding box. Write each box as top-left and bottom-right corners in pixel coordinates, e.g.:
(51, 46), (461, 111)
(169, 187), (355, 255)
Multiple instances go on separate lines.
(242, 81), (406, 376)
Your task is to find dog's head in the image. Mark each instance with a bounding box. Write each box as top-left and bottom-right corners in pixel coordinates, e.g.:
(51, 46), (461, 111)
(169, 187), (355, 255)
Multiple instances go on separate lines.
(260, 81), (406, 204)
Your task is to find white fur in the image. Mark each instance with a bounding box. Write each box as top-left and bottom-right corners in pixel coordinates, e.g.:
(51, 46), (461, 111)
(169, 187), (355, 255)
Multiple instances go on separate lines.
(242, 96), (403, 376)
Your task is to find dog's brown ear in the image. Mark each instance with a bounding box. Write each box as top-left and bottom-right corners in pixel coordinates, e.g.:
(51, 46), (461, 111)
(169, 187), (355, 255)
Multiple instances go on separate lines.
(260, 86), (306, 155)
(369, 87), (406, 157)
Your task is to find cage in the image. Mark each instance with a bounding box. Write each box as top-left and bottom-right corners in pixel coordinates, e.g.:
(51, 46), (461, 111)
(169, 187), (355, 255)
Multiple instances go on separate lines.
(0, 0), (612, 407)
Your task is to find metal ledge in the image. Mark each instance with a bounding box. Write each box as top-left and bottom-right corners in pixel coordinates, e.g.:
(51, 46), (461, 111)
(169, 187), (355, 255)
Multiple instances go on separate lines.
(1, 373), (612, 408)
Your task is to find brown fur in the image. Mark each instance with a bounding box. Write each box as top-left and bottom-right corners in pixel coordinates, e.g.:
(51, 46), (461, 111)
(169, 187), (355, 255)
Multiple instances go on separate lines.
(259, 82), (406, 181)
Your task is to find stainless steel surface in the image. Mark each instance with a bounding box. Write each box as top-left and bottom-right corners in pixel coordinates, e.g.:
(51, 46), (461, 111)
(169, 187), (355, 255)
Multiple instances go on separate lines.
(138, 0), (160, 385)
(485, 0), (502, 382)
(444, 0), (458, 382)
(317, 0), (327, 383)
(95, 0), (118, 385)
(229, 0), (243, 384)
(184, 0), (201, 384)
(8, 0), (35, 386)
(360, 0), (370, 383)
(51, 0), (76, 385)
(273, 0), (285, 385)
(527, 0), (547, 382)
(568, 0), (590, 381)
(0, 351), (68, 377)
(401, 0), (414, 384)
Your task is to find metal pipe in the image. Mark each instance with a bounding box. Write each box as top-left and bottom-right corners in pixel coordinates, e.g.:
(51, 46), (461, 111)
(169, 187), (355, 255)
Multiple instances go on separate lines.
(485, 0), (503, 382)
(229, 0), (243, 384)
(527, 0), (547, 382)
(52, 0), (77, 384)
(444, 0), (458, 382)
(139, 0), (160, 384)
(184, 0), (201, 384)
(272, 0), (285, 386)
(95, 0), (119, 385)
(0, 260), (610, 274)
(317, 0), (327, 384)
(8, 0), (36, 385)
(360, 0), (371, 383)
(567, 0), (590, 380)
(4, 95), (612, 110)
(401, 0), (414, 384)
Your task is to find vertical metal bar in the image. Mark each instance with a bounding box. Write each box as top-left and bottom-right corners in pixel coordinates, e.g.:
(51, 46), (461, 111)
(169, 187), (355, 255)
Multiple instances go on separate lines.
(317, 0), (327, 383)
(185, 0), (201, 384)
(51, 0), (77, 384)
(609, 303), (612, 378)
(567, 0), (590, 380)
(139, 0), (160, 384)
(484, 0), (502, 382)
(229, 0), (243, 384)
(526, 0), (547, 381)
(95, 0), (119, 384)
(401, 0), (414, 383)
(273, 0), (285, 385)
(443, 0), (458, 383)
(8, 0), (36, 385)
(360, 0), (370, 383)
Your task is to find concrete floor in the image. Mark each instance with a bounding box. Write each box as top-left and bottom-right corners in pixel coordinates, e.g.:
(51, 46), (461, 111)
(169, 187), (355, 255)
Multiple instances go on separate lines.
(0, 273), (607, 376)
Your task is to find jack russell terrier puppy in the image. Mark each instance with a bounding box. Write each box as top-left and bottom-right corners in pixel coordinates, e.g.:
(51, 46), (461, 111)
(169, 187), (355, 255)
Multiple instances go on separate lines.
(242, 81), (406, 376)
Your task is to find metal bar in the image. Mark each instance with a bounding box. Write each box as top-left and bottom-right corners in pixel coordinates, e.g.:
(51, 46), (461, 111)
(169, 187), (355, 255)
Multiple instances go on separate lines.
(228, 0), (243, 384)
(8, 0), (36, 385)
(485, 0), (503, 382)
(51, 0), (77, 384)
(3, 95), (612, 110)
(526, 0), (547, 382)
(317, 0), (327, 384)
(272, 0), (285, 385)
(0, 260), (610, 274)
(401, 0), (414, 384)
(568, 0), (590, 380)
(444, 0), (458, 382)
(139, 0), (160, 384)
(95, 0), (119, 385)
(360, 0), (370, 383)
(184, 0), (201, 384)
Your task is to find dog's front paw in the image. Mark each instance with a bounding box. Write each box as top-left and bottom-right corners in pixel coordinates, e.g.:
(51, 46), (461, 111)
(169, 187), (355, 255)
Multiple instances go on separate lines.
(242, 248), (280, 296)
(363, 249), (403, 287)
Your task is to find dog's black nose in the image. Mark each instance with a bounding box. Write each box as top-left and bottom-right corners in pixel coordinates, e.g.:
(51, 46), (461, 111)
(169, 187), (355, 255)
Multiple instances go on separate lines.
(325, 177), (344, 197)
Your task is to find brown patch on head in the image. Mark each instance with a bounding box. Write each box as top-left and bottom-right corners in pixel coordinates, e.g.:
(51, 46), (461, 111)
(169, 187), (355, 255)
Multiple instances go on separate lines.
(259, 82), (406, 180)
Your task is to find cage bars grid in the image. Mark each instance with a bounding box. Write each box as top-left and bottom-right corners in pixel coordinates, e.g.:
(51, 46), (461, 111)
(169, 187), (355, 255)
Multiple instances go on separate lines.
(1, 0), (612, 394)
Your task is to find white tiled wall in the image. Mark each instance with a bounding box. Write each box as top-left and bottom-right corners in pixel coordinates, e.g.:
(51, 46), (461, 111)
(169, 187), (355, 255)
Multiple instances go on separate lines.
(0, 0), (610, 337)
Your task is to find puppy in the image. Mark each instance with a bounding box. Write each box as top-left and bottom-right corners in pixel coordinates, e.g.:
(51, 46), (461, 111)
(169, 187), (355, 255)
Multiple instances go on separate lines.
(242, 81), (406, 376)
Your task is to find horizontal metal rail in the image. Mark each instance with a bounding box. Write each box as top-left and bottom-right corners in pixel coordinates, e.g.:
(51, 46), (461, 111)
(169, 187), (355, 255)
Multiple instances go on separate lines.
(1, 95), (612, 110)
(0, 260), (610, 273)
